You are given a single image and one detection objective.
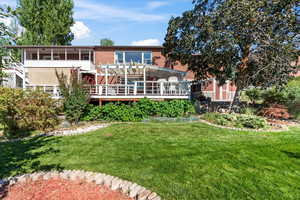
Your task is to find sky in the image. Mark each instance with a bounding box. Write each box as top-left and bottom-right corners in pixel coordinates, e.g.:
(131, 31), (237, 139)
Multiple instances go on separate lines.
(0, 0), (194, 46)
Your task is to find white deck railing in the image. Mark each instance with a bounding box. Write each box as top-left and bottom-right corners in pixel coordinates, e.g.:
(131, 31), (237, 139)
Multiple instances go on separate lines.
(25, 81), (192, 98)
(25, 82), (235, 101)
(86, 81), (191, 97)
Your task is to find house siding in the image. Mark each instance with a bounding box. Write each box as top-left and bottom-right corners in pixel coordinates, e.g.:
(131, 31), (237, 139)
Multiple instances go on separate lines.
(27, 67), (72, 85)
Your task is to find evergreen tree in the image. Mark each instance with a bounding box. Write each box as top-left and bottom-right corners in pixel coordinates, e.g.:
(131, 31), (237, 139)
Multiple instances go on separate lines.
(163, 0), (299, 109)
(17, 0), (74, 45)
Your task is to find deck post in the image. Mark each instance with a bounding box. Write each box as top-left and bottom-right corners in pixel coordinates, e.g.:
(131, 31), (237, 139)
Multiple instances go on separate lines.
(160, 82), (163, 95)
(143, 66), (146, 95)
(79, 49), (81, 60)
(65, 48), (67, 60)
(125, 65), (128, 95)
(134, 82), (137, 95)
(105, 67), (108, 96)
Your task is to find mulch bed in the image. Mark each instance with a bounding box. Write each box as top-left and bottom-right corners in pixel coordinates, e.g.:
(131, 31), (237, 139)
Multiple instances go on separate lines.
(0, 178), (133, 200)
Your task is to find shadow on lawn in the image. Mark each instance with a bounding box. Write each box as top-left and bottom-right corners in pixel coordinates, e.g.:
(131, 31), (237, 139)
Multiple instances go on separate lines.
(0, 136), (64, 179)
(282, 151), (300, 159)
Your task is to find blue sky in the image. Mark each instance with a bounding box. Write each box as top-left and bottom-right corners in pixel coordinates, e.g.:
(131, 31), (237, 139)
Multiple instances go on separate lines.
(1, 0), (194, 46)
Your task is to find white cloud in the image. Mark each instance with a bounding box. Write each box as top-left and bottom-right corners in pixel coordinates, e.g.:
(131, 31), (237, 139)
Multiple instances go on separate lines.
(74, 0), (167, 22)
(147, 1), (169, 10)
(131, 39), (161, 46)
(71, 21), (90, 39)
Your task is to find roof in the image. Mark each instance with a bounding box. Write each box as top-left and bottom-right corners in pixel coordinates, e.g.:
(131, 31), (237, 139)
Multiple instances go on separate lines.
(5, 45), (164, 50)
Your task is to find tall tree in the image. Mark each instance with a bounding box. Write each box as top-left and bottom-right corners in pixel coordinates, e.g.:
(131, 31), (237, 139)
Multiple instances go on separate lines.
(100, 38), (114, 46)
(17, 0), (74, 45)
(0, 6), (15, 85)
(163, 0), (299, 109)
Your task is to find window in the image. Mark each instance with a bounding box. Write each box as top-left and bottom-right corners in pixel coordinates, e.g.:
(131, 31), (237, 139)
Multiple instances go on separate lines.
(115, 51), (152, 64)
(144, 52), (152, 64)
(125, 52), (142, 63)
(116, 52), (123, 64)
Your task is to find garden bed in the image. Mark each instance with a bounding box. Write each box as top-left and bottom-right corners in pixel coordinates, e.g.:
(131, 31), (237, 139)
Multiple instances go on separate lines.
(200, 112), (290, 131)
(0, 171), (160, 200)
(1, 179), (132, 200)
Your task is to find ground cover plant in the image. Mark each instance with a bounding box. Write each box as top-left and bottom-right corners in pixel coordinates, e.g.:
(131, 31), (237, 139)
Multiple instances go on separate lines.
(1, 123), (300, 200)
(202, 112), (268, 129)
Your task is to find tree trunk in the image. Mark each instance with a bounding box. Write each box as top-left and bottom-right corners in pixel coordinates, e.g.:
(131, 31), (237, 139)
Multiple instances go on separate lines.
(229, 86), (241, 113)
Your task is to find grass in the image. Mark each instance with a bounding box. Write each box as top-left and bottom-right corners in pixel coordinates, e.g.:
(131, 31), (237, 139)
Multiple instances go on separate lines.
(1, 122), (300, 200)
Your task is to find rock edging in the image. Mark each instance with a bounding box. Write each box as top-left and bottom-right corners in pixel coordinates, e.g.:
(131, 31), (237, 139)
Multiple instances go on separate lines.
(199, 119), (289, 132)
(0, 170), (161, 200)
(1, 124), (110, 144)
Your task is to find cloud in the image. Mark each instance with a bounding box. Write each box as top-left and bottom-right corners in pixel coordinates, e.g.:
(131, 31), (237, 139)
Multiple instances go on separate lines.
(131, 39), (161, 46)
(147, 1), (169, 10)
(71, 21), (91, 39)
(74, 0), (167, 22)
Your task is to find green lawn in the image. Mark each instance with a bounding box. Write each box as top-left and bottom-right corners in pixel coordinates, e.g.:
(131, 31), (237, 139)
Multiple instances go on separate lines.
(1, 123), (300, 200)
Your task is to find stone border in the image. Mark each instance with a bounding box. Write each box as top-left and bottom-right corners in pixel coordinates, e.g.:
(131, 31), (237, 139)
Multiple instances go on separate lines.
(199, 119), (289, 132)
(0, 170), (161, 200)
(0, 124), (110, 143)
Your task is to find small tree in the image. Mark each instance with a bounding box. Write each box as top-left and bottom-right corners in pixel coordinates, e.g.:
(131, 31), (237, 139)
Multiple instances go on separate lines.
(56, 69), (90, 124)
(100, 38), (114, 46)
(163, 0), (299, 110)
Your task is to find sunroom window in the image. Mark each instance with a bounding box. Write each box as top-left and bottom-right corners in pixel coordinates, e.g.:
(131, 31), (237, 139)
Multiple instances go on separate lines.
(115, 51), (152, 64)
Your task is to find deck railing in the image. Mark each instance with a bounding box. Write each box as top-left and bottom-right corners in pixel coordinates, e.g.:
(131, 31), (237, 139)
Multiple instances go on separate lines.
(25, 81), (192, 98)
(25, 82), (235, 101)
(85, 81), (191, 97)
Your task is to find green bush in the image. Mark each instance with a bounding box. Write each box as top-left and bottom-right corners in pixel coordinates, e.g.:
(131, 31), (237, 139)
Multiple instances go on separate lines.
(0, 88), (60, 138)
(83, 98), (195, 122)
(202, 112), (267, 129)
(245, 88), (263, 104)
(56, 70), (90, 124)
(261, 88), (296, 105)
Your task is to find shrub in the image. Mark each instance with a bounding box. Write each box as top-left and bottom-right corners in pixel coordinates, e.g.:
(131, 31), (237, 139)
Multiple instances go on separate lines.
(240, 107), (257, 115)
(56, 70), (90, 124)
(0, 88), (60, 138)
(83, 98), (195, 122)
(261, 88), (296, 105)
(259, 104), (290, 120)
(245, 88), (263, 104)
(202, 112), (268, 129)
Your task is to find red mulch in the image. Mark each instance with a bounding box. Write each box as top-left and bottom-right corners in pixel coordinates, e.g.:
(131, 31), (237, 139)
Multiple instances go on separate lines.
(0, 178), (133, 200)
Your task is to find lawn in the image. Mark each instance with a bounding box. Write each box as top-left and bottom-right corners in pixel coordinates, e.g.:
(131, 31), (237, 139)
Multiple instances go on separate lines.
(1, 122), (300, 200)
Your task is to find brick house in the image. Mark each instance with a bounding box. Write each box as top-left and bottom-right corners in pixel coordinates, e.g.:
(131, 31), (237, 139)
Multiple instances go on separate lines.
(6, 45), (298, 104)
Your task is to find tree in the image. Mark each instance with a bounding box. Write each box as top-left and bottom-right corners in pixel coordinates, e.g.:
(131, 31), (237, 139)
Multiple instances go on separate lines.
(0, 6), (15, 85)
(56, 69), (90, 124)
(163, 0), (299, 110)
(17, 0), (74, 45)
(100, 38), (114, 46)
